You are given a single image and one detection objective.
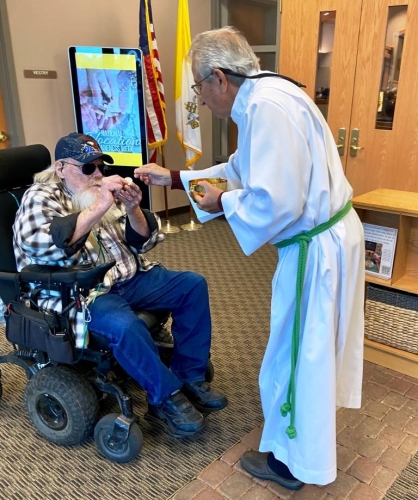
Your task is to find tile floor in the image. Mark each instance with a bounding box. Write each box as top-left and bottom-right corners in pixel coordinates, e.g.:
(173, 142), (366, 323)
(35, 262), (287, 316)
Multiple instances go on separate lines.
(170, 361), (418, 500)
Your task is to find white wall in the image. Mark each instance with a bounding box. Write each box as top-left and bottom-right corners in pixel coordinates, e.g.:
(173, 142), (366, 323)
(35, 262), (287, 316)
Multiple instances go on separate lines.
(4, 0), (213, 212)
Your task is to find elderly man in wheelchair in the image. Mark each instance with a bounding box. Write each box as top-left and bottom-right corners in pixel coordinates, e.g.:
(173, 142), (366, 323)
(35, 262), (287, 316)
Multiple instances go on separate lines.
(1, 132), (227, 462)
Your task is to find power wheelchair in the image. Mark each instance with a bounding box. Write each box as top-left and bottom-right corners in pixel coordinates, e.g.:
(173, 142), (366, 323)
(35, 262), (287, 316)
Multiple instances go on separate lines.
(0, 144), (214, 463)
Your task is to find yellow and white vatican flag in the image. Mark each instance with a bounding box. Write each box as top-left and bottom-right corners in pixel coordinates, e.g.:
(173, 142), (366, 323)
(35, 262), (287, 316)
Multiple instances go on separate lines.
(175, 0), (202, 169)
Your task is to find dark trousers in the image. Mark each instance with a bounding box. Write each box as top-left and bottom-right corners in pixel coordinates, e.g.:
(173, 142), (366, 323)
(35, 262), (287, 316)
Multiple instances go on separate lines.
(89, 265), (211, 405)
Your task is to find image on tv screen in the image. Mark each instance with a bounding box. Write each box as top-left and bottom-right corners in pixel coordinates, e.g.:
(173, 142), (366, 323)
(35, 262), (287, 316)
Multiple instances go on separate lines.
(68, 46), (148, 167)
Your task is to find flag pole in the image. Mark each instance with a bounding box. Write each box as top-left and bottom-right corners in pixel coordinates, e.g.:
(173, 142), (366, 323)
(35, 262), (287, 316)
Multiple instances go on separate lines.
(180, 174), (202, 231)
(140, 0), (174, 231)
(160, 146), (180, 233)
(175, 0), (203, 231)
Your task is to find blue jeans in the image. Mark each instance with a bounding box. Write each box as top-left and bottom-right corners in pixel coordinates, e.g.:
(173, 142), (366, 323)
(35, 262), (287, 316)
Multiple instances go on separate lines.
(88, 265), (211, 405)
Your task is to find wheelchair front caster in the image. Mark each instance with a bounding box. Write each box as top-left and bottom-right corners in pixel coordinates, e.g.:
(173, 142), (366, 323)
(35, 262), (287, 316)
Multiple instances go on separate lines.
(24, 365), (99, 446)
(94, 413), (143, 463)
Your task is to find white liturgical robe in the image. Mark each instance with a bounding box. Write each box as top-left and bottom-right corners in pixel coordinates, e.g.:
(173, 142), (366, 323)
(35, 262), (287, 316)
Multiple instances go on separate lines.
(180, 74), (365, 485)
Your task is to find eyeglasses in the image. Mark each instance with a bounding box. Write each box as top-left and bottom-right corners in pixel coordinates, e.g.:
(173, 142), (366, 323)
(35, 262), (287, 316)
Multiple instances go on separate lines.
(191, 73), (213, 95)
(61, 161), (109, 176)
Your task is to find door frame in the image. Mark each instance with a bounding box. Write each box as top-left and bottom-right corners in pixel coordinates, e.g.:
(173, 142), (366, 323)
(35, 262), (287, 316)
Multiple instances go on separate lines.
(0, 0), (25, 147)
(211, 0), (282, 164)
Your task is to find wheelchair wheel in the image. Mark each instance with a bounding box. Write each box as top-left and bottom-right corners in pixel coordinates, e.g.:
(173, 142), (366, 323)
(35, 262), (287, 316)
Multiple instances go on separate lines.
(94, 413), (143, 463)
(24, 365), (99, 446)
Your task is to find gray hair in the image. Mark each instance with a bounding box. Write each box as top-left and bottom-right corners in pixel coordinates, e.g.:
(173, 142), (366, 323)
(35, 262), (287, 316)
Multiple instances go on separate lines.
(189, 26), (260, 87)
(33, 162), (61, 185)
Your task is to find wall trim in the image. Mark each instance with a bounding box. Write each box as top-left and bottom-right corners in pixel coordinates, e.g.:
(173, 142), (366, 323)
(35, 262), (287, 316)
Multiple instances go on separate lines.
(0, 0), (25, 147)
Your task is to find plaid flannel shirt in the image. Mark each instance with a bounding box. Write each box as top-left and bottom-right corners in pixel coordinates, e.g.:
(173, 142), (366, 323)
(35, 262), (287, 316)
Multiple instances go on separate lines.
(13, 182), (164, 347)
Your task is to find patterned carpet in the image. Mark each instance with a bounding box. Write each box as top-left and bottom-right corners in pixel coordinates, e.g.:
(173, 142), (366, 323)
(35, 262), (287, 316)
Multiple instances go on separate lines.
(385, 448), (418, 499)
(1, 211), (417, 499)
(0, 212), (276, 499)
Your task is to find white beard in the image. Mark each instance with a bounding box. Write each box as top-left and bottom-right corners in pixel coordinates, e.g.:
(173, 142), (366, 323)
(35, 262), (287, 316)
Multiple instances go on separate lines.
(72, 186), (121, 228)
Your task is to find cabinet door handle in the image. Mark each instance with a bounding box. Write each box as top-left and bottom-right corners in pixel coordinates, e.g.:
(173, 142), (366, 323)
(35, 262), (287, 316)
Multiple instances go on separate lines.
(350, 128), (363, 157)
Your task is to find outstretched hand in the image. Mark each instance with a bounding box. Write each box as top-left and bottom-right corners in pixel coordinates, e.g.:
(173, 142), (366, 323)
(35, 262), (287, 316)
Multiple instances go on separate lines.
(134, 163), (172, 186)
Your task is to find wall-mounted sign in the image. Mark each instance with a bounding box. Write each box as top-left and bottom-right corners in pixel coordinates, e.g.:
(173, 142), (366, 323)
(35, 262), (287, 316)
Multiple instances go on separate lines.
(23, 70), (57, 79)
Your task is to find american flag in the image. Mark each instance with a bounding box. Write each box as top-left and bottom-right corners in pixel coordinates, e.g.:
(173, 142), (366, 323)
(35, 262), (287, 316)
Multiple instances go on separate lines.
(139, 0), (167, 163)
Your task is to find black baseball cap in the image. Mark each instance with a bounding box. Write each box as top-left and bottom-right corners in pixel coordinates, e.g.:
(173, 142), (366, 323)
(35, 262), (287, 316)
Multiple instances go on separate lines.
(55, 133), (114, 164)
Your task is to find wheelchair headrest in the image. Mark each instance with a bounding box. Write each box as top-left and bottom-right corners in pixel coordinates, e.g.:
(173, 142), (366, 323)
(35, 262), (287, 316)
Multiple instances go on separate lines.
(0, 144), (51, 190)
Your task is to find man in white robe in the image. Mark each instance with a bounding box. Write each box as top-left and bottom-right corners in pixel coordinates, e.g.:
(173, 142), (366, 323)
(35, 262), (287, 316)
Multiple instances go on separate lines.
(135, 26), (365, 489)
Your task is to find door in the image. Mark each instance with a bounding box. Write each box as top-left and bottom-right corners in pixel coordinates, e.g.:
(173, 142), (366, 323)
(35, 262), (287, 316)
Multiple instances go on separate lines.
(0, 89), (9, 149)
(347, 0), (418, 194)
(279, 0), (362, 159)
(279, 0), (418, 195)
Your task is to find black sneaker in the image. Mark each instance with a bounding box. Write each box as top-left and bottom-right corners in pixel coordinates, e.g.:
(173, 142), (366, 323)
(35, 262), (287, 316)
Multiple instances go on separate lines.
(145, 391), (205, 438)
(182, 381), (228, 413)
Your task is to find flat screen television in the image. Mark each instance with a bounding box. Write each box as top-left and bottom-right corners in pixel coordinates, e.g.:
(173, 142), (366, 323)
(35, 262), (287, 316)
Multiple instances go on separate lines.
(68, 46), (150, 207)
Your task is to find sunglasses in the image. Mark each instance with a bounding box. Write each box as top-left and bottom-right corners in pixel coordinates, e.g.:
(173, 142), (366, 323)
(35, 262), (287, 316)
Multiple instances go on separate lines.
(61, 161), (110, 176)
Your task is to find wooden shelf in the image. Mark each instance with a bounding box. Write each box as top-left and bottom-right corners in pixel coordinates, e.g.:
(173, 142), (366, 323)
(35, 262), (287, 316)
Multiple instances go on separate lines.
(353, 189), (418, 216)
(353, 189), (418, 376)
(391, 275), (418, 295)
(364, 339), (418, 378)
(365, 274), (392, 287)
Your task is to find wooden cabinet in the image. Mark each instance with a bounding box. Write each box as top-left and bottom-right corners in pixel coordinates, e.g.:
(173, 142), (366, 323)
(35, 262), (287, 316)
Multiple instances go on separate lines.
(352, 188), (418, 377)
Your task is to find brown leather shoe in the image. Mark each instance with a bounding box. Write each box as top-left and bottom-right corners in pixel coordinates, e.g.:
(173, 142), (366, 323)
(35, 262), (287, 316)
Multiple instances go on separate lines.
(241, 451), (304, 490)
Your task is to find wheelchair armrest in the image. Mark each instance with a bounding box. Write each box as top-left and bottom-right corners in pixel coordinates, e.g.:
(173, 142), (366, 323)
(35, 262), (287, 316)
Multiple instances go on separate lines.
(20, 260), (116, 288)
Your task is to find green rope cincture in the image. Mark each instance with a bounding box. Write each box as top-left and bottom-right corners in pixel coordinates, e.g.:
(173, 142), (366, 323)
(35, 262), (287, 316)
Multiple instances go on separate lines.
(274, 200), (352, 439)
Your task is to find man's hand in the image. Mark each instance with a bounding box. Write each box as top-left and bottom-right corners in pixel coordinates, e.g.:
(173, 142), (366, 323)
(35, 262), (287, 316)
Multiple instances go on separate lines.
(191, 181), (223, 214)
(95, 175), (126, 210)
(80, 103), (99, 133)
(85, 69), (120, 111)
(117, 177), (150, 237)
(116, 177), (143, 214)
(78, 69), (134, 133)
(69, 175), (126, 245)
(134, 163), (172, 186)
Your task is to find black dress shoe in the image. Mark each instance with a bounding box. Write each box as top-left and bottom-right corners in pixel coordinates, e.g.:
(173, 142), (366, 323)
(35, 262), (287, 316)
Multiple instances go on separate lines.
(145, 391), (205, 438)
(182, 381), (228, 413)
(240, 451), (304, 490)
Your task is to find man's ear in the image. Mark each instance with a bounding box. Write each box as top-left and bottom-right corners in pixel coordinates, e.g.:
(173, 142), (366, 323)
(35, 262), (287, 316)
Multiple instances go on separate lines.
(55, 161), (65, 178)
(213, 68), (229, 93)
